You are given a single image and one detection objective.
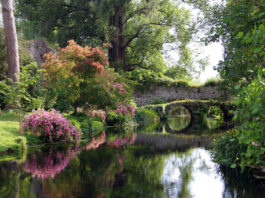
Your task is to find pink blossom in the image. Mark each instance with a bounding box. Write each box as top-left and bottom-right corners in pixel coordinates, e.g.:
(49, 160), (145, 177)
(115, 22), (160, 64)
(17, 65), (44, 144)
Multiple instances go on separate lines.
(251, 142), (259, 146)
(19, 109), (80, 143)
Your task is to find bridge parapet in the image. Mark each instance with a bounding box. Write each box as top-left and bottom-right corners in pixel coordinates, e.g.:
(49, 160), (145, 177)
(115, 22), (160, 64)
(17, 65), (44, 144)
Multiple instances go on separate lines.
(134, 85), (230, 106)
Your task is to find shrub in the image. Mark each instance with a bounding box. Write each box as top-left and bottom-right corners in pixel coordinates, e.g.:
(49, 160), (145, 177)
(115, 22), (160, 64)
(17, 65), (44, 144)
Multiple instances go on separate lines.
(80, 119), (104, 139)
(0, 63), (45, 116)
(105, 111), (124, 126)
(19, 109), (80, 143)
(125, 68), (190, 91)
(134, 108), (159, 131)
(77, 107), (106, 122)
(43, 40), (133, 111)
(212, 26), (265, 169)
(114, 103), (135, 116)
(105, 110), (135, 134)
(212, 129), (247, 168)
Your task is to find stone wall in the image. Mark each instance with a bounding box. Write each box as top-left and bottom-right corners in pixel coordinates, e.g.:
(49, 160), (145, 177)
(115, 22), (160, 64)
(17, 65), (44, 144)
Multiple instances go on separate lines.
(30, 40), (57, 66)
(134, 85), (225, 106)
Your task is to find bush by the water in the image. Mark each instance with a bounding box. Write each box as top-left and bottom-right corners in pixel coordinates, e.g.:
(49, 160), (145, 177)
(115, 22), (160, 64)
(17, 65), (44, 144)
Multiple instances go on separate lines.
(231, 67), (265, 167)
(105, 109), (135, 134)
(212, 129), (247, 168)
(80, 119), (104, 139)
(134, 108), (159, 131)
(19, 109), (80, 143)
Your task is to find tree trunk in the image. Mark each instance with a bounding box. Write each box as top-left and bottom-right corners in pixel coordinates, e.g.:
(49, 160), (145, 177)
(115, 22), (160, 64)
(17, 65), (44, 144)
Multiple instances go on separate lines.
(109, 5), (127, 71)
(1, 0), (20, 82)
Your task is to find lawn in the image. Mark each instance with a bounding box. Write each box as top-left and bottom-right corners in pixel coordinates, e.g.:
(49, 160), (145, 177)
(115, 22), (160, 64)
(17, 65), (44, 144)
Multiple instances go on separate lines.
(0, 111), (25, 153)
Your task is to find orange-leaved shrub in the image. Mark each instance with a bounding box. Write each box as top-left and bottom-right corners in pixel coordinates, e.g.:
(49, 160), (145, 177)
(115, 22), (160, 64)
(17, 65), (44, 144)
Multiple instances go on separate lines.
(42, 40), (132, 111)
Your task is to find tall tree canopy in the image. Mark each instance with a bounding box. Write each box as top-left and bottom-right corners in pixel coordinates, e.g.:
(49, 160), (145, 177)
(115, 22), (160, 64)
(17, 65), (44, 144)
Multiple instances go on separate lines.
(203, 0), (265, 86)
(16, 0), (198, 73)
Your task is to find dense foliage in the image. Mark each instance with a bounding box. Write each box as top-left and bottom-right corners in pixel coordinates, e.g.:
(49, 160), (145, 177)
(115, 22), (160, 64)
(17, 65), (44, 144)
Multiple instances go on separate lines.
(211, 10), (265, 168)
(134, 108), (159, 131)
(232, 66), (265, 167)
(212, 130), (247, 168)
(43, 40), (132, 111)
(0, 63), (45, 113)
(0, 28), (33, 80)
(207, 105), (224, 122)
(204, 0), (265, 87)
(19, 109), (80, 143)
(16, 0), (202, 76)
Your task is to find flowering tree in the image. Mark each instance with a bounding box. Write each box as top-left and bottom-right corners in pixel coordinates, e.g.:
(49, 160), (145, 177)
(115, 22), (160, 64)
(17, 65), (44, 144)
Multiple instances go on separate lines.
(42, 40), (132, 111)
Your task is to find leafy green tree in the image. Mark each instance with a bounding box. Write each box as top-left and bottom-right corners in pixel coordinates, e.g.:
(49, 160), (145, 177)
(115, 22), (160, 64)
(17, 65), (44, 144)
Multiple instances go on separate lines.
(203, 0), (265, 87)
(0, 63), (44, 120)
(16, 0), (199, 74)
(0, 28), (34, 81)
(43, 40), (132, 111)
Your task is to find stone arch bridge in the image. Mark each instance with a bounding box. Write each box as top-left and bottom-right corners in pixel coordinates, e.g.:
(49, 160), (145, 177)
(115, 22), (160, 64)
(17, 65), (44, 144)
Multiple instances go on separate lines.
(144, 100), (234, 133)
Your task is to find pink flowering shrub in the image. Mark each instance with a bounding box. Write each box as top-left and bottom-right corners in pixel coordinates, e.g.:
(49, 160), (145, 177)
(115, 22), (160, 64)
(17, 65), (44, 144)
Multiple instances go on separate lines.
(86, 109), (106, 122)
(113, 82), (126, 93)
(19, 109), (80, 143)
(77, 106), (106, 122)
(114, 103), (135, 116)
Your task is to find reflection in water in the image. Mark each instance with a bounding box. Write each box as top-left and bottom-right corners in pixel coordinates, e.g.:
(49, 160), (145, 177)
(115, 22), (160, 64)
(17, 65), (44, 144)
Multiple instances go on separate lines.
(166, 105), (191, 132)
(167, 115), (191, 132)
(82, 131), (106, 150)
(0, 134), (264, 198)
(162, 149), (224, 198)
(206, 118), (222, 130)
(107, 133), (135, 148)
(22, 147), (78, 179)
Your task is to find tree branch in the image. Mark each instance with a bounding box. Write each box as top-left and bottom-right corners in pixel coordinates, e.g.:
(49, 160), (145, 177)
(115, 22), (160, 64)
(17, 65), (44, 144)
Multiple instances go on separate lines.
(124, 28), (142, 48)
(124, 7), (152, 23)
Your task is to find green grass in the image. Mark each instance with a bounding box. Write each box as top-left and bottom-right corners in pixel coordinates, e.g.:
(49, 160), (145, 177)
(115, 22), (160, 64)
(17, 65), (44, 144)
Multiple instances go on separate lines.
(0, 111), (27, 154)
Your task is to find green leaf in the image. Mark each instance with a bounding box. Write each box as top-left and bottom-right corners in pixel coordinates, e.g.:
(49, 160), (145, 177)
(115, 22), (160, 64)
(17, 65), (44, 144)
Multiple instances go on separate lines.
(237, 32), (244, 38)
(234, 85), (240, 89)
(231, 164), (236, 168)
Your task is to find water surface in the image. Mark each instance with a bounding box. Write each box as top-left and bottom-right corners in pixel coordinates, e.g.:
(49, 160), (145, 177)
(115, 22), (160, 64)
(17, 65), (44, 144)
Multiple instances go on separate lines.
(0, 132), (264, 198)
(0, 114), (263, 198)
